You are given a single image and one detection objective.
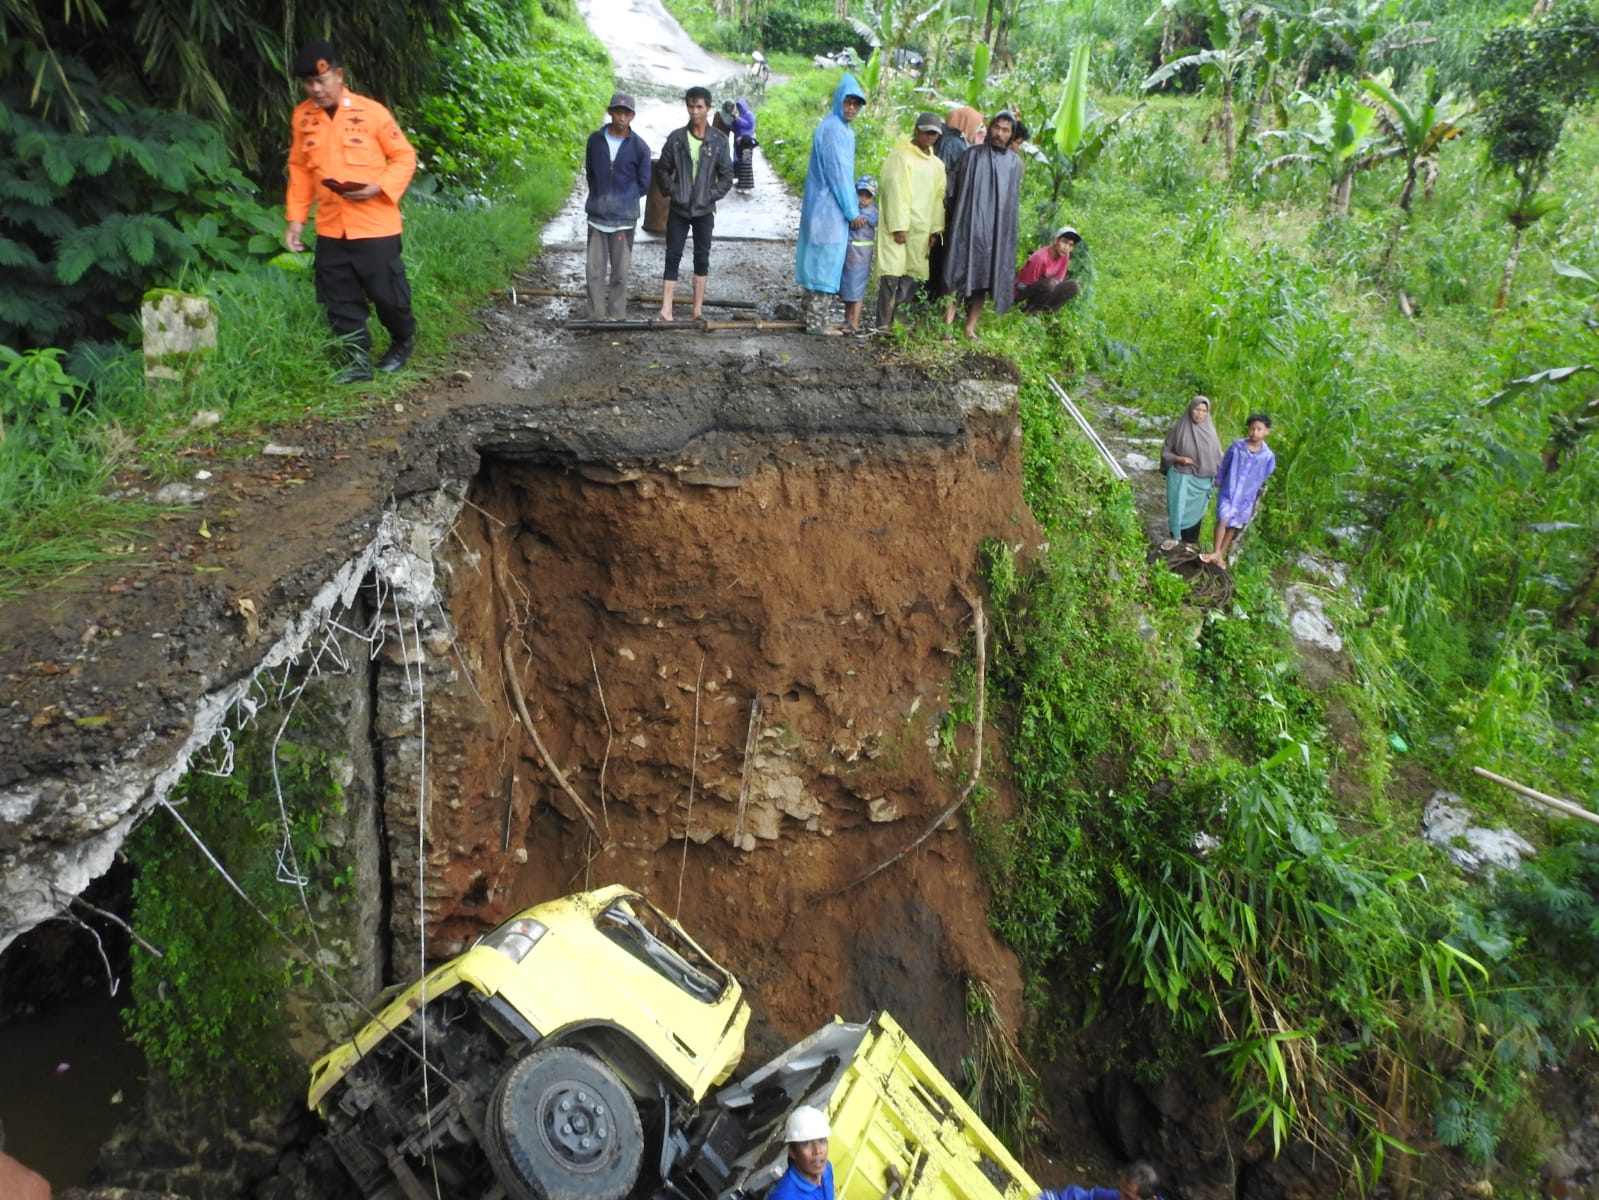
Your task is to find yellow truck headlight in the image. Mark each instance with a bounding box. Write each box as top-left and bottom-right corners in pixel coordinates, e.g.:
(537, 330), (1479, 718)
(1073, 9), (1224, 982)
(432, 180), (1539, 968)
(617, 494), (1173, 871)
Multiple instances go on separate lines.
(478, 917), (549, 963)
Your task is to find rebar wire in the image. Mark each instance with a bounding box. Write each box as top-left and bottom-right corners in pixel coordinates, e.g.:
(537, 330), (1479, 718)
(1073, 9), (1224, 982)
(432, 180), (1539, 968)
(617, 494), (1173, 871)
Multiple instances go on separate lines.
(588, 644), (615, 836)
(153, 795), (459, 1091)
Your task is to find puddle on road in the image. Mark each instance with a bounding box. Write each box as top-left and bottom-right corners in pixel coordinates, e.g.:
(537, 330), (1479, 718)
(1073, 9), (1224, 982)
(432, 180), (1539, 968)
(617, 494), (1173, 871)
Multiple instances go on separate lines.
(547, 0), (803, 248)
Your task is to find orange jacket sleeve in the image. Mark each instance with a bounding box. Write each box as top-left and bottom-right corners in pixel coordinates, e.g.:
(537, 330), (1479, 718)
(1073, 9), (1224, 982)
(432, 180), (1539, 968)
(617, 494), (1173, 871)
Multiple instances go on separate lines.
(371, 103), (417, 204)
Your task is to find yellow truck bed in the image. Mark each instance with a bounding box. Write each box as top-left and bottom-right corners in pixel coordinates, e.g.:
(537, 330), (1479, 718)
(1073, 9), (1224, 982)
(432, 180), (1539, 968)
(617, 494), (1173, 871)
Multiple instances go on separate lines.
(699, 1012), (1037, 1200)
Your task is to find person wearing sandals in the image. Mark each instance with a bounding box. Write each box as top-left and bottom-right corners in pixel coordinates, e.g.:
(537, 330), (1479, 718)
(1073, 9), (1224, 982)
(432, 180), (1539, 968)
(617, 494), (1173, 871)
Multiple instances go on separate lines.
(795, 73), (868, 335)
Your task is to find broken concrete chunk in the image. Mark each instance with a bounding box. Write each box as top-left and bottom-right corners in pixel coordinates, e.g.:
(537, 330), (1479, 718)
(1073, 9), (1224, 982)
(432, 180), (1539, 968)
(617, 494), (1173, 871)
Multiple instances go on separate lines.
(142, 290), (217, 385)
(1421, 791), (1535, 876)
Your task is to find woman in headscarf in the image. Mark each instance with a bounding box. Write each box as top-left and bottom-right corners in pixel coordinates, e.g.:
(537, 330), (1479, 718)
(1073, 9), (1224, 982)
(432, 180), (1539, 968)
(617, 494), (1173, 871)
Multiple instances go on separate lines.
(1160, 395), (1223, 545)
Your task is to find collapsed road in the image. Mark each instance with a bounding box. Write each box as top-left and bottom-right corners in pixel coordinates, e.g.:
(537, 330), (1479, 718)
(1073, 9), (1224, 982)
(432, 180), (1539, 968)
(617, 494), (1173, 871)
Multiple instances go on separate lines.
(0, 2), (1053, 1195)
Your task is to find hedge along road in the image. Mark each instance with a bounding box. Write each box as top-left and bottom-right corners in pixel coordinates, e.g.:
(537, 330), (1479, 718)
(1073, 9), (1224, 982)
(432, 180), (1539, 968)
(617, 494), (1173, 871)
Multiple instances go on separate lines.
(543, 0), (803, 249)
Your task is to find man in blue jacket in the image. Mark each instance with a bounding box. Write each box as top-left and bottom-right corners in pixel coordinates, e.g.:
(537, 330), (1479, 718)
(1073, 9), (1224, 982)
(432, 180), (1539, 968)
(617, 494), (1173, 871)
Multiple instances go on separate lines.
(1039, 1162), (1161, 1200)
(585, 91), (653, 320)
(795, 73), (868, 335)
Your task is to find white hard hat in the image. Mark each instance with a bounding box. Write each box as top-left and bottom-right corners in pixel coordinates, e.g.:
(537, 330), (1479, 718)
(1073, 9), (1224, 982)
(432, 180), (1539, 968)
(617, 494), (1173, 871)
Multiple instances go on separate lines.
(784, 1105), (831, 1142)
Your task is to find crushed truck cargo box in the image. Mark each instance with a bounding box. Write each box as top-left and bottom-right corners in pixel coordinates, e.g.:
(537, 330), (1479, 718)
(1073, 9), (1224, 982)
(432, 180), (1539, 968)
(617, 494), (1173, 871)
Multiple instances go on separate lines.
(665, 1012), (1038, 1200)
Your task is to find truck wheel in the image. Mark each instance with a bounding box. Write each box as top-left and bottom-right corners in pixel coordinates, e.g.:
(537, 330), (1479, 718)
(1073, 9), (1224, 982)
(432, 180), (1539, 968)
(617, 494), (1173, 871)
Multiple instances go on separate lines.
(486, 1046), (644, 1200)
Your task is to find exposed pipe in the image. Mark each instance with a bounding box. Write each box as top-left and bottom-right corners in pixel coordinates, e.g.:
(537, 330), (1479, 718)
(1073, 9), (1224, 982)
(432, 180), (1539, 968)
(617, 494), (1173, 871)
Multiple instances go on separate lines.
(1046, 375), (1128, 481)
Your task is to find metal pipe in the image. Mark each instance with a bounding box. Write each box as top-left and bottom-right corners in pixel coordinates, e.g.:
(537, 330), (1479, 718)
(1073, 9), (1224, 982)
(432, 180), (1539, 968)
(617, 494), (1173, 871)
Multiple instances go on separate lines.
(1472, 765), (1599, 827)
(1047, 375), (1128, 481)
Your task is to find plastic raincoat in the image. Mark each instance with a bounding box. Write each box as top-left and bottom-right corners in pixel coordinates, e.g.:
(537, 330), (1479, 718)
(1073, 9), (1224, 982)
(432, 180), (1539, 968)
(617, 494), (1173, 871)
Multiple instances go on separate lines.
(795, 73), (864, 293)
(874, 138), (945, 279)
(941, 138), (1023, 312)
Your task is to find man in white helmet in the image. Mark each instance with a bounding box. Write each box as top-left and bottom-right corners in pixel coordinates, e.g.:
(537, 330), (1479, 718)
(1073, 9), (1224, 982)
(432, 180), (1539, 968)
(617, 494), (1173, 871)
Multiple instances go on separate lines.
(769, 1105), (834, 1200)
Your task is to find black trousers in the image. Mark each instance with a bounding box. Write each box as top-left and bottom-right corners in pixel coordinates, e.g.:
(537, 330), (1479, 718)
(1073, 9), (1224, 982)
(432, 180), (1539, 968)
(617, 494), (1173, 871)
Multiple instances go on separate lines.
(313, 234), (416, 353)
(1016, 278), (1081, 312)
(663, 211), (714, 281)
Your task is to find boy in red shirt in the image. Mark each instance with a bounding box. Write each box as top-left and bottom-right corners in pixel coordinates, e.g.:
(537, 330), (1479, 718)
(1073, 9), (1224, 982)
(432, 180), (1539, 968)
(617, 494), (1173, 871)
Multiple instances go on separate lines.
(1014, 225), (1081, 313)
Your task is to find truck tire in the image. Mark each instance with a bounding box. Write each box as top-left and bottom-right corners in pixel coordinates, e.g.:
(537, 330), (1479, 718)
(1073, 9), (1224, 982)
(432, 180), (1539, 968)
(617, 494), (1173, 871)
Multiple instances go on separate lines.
(485, 1046), (644, 1200)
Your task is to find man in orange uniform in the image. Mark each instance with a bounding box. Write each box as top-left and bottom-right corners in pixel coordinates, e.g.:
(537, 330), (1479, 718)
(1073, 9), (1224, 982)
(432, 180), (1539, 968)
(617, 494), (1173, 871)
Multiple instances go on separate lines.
(284, 41), (418, 383)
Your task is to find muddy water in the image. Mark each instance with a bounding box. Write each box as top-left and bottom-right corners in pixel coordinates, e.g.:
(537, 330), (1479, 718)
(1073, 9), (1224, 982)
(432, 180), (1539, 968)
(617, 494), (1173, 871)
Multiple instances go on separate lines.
(0, 993), (145, 1187)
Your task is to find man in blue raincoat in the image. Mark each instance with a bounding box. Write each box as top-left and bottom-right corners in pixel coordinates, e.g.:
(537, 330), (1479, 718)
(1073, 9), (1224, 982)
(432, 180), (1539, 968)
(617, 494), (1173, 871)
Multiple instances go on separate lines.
(796, 73), (868, 335)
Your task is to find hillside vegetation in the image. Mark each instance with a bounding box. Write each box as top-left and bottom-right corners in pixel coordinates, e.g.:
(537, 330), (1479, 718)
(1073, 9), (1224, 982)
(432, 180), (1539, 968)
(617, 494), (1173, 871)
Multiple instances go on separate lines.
(0, 0), (610, 592)
(727, 0), (1599, 1190)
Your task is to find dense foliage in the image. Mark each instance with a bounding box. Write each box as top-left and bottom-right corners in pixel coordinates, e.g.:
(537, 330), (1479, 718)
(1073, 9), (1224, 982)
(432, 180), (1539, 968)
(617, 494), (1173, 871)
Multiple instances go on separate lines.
(126, 714), (352, 1112)
(0, 0), (609, 593)
(1, 0), (455, 173)
(746, 0), (1599, 1187)
(0, 66), (280, 353)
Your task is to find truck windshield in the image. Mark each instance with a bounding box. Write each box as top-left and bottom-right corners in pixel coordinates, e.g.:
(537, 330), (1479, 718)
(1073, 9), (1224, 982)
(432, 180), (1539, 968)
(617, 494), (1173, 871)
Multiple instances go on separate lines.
(599, 897), (728, 1003)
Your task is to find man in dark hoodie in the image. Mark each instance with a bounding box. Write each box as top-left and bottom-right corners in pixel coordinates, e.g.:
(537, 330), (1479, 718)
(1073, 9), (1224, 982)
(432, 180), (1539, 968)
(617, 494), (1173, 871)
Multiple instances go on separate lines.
(584, 91), (653, 320)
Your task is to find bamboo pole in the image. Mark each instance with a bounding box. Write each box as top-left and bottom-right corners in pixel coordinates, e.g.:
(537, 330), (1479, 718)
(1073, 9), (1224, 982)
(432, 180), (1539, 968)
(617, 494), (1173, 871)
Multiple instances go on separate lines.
(566, 319), (806, 333)
(1471, 765), (1599, 828)
(511, 283), (761, 310)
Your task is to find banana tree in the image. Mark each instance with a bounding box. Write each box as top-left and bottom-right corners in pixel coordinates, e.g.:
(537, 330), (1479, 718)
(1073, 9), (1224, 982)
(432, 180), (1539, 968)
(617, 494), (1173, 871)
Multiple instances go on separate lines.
(1302, 0), (1435, 75)
(1244, 3), (1315, 139)
(1032, 43), (1145, 202)
(1142, 0), (1261, 175)
(847, 0), (943, 74)
(1253, 80), (1386, 214)
(1358, 68), (1470, 212)
(1474, 6), (1599, 310)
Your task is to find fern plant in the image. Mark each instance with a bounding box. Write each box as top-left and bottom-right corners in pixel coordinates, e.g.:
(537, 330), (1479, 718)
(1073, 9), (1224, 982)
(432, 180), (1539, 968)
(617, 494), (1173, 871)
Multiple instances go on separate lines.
(0, 59), (280, 351)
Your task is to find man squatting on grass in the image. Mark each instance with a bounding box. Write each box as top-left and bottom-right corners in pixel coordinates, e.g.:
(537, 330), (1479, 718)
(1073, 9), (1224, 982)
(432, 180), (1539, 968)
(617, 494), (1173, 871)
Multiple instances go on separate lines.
(1014, 225), (1082, 313)
(284, 40), (418, 384)
(655, 86), (735, 322)
(584, 91), (652, 320)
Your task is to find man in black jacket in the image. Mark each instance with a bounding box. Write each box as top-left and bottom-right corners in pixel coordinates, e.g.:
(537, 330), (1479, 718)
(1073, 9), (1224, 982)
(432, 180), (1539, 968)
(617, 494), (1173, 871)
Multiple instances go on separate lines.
(584, 91), (652, 320)
(654, 86), (735, 322)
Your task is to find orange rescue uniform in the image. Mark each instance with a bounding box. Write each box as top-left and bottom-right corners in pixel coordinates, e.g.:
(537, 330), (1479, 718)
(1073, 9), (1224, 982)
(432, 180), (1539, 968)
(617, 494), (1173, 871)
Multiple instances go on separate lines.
(285, 91), (416, 239)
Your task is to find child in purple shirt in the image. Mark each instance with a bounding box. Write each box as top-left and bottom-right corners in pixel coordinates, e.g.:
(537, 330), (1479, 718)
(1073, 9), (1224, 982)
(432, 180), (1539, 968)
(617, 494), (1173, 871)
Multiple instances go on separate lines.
(1204, 413), (1277, 567)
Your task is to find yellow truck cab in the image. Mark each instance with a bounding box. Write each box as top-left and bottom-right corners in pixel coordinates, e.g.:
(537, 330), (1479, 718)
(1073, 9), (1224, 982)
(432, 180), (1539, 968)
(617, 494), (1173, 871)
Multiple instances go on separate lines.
(674, 1013), (1038, 1200)
(309, 889), (1036, 1200)
(309, 886), (749, 1200)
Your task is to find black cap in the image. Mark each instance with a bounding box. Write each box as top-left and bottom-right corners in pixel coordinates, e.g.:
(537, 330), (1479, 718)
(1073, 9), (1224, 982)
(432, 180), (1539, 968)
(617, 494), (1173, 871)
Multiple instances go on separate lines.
(292, 41), (341, 78)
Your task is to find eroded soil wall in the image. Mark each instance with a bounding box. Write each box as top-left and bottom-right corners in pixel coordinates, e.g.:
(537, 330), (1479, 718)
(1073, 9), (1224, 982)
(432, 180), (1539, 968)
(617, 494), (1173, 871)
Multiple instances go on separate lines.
(390, 403), (1036, 1066)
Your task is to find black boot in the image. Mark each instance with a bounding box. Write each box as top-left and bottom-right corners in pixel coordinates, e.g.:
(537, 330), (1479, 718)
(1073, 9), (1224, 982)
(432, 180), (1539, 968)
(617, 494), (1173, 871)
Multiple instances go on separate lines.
(334, 349), (374, 384)
(376, 337), (414, 373)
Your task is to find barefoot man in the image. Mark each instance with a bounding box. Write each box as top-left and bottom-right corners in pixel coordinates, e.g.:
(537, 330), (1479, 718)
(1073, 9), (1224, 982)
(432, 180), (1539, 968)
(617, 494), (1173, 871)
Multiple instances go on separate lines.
(941, 111), (1023, 342)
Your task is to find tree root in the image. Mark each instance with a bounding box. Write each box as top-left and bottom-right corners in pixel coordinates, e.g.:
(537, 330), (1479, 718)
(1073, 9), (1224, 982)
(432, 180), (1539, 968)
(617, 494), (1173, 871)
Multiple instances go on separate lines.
(490, 528), (602, 843)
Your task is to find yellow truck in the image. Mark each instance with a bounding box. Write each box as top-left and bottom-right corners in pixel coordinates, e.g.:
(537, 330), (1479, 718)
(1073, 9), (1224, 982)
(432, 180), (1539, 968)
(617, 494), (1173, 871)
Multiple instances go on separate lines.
(309, 886), (1037, 1200)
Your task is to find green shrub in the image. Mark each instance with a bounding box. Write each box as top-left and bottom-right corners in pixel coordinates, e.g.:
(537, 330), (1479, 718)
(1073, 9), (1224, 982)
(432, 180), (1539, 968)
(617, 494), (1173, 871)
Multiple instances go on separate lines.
(413, 0), (610, 190)
(762, 6), (867, 57)
(127, 718), (350, 1114)
(0, 64), (281, 352)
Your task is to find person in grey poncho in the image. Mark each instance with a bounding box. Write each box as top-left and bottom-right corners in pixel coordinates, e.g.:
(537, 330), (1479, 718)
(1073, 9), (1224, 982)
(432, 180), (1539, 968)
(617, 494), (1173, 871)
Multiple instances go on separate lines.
(941, 111), (1023, 341)
(1159, 394), (1223, 546)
